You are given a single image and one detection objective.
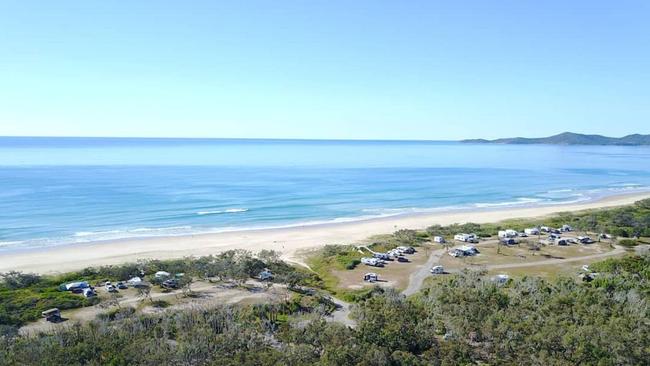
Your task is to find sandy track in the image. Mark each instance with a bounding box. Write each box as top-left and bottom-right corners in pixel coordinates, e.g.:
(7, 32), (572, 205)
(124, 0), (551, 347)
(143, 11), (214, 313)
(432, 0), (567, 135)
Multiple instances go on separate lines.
(402, 248), (445, 296)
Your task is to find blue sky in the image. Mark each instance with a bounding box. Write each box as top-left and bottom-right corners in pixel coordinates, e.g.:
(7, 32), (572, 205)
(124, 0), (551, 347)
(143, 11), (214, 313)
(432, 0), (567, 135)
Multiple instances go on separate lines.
(1, 1), (648, 140)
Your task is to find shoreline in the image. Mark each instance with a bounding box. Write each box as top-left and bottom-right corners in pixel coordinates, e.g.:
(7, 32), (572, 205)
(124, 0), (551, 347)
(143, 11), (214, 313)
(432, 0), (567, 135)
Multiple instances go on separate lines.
(2, 191), (649, 274)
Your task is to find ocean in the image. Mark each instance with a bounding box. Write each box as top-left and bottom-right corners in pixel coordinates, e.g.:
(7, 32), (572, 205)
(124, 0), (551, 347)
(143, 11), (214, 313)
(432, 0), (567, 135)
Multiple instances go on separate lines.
(1, 137), (649, 251)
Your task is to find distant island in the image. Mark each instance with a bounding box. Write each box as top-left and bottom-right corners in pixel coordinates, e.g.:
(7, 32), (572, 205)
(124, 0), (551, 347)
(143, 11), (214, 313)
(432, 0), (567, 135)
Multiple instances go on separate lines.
(462, 132), (650, 146)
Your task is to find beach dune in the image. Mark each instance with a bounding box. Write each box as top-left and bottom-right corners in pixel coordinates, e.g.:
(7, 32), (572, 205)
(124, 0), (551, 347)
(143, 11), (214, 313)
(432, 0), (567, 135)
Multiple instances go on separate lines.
(1, 191), (649, 274)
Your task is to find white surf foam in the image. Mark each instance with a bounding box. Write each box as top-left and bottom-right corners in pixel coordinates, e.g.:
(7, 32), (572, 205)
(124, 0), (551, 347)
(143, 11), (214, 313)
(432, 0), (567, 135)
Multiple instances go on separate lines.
(197, 208), (248, 216)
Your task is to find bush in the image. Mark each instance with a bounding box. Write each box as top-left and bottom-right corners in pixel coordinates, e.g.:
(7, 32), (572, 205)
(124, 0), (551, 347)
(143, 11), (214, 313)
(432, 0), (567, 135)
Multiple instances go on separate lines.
(97, 306), (136, 321)
(618, 239), (639, 247)
(346, 260), (361, 270)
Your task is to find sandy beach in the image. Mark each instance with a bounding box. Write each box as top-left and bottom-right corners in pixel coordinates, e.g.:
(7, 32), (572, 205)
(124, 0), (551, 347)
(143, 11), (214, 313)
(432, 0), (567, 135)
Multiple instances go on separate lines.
(2, 191), (649, 274)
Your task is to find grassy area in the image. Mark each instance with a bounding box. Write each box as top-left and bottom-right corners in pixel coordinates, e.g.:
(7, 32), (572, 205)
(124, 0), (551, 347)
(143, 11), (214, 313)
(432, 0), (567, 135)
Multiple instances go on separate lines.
(0, 283), (99, 326)
(305, 236), (432, 301)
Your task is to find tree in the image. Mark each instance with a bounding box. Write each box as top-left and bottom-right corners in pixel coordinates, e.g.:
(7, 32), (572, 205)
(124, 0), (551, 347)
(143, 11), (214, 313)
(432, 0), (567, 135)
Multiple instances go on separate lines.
(0, 271), (41, 289)
(258, 249), (281, 263)
(179, 276), (194, 297)
(394, 229), (418, 244)
(136, 283), (153, 303)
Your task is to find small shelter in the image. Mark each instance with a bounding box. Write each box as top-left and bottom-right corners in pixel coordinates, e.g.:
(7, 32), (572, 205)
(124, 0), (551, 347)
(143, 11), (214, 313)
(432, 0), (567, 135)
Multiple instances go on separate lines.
(42, 308), (61, 322)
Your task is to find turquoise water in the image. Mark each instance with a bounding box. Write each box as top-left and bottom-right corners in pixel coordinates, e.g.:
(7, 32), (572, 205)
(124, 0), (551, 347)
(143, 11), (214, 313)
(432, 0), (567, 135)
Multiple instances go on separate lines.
(1, 137), (649, 251)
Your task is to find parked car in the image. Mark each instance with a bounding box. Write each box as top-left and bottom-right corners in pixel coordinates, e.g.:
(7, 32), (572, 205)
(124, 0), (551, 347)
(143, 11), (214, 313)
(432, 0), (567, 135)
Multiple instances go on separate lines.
(396, 256), (409, 263)
(162, 279), (179, 289)
(363, 273), (378, 282)
(430, 265), (444, 274)
(105, 284), (118, 292)
(83, 288), (97, 297)
(116, 281), (128, 290)
(396, 246), (415, 254)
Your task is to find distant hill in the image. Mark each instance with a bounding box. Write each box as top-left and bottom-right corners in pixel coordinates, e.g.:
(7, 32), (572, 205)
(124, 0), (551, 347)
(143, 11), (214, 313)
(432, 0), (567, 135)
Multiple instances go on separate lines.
(461, 132), (650, 146)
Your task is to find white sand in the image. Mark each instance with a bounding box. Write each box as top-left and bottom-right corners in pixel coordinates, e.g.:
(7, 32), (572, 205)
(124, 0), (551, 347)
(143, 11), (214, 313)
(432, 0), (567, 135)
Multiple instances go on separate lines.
(2, 191), (649, 274)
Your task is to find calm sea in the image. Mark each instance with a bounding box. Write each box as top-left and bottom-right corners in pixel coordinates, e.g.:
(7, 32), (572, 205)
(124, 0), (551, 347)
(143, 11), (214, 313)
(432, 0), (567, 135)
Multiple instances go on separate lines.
(1, 137), (649, 251)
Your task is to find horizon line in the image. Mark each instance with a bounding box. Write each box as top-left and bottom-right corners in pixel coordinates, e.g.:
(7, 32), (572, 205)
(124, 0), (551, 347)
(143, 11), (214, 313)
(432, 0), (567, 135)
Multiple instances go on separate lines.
(0, 135), (462, 143)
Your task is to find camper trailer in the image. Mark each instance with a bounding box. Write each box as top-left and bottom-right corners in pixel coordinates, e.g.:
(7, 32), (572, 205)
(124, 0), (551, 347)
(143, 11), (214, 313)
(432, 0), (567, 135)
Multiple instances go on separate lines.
(433, 236), (445, 244)
(524, 228), (540, 235)
(498, 229), (518, 238)
(454, 233), (478, 243)
(361, 257), (383, 267)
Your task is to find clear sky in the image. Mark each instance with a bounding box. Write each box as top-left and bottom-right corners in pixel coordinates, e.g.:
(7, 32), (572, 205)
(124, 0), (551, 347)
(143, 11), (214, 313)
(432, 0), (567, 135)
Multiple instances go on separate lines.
(1, 1), (649, 140)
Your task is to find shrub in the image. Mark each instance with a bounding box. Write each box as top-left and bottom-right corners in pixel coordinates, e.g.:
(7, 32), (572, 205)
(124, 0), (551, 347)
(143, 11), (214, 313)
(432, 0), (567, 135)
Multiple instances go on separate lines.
(618, 239), (638, 247)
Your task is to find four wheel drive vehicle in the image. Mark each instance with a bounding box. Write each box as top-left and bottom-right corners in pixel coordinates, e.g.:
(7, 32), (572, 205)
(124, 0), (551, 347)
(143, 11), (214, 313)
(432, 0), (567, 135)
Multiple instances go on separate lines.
(162, 279), (179, 289)
(105, 284), (118, 292)
(396, 246), (416, 254)
(83, 288), (97, 297)
(116, 281), (128, 289)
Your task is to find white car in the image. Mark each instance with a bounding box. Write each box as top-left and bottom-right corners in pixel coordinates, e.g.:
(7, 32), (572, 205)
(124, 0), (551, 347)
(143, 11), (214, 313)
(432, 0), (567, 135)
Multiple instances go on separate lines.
(105, 284), (118, 292)
(430, 266), (444, 274)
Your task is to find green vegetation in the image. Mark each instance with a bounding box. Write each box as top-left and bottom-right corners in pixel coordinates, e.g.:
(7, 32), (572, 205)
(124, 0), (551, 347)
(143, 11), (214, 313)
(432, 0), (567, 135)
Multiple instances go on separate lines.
(426, 198), (650, 240)
(618, 239), (639, 247)
(1, 199), (649, 364)
(0, 271), (99, 327)
(0, 250), (319, 328)
(1, 254), (647, 365)
(503, 198), (650, 238)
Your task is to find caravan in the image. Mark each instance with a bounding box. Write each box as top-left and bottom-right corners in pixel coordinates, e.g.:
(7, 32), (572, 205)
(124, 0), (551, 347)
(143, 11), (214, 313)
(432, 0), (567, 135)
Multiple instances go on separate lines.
(524, 228), (540, 235)
(498, 229), (518, 238)
(454, 233), (478, 243)
(361, 257), (383, 267)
